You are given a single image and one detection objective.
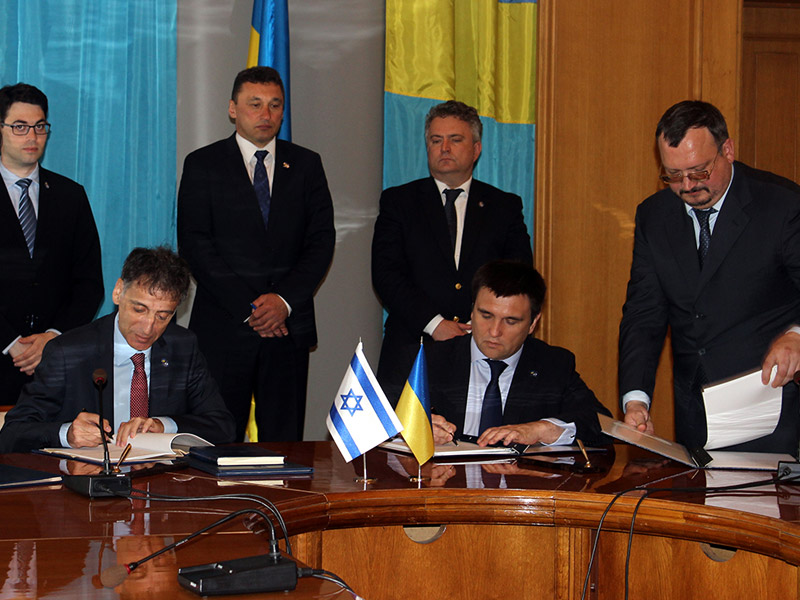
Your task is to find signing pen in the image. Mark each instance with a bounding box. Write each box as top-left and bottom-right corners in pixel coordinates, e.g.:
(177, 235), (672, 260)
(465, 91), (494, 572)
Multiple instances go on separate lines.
(431, 406), (457, 445)
(242, 302), (258, 324)
(114, 443), (132, 472)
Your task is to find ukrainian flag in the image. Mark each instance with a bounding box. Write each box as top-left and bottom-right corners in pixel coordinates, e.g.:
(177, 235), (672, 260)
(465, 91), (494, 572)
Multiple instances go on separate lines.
(247, 0), (291, 141)
(384, 0), (537, 235)
(395, 345), (434, 465)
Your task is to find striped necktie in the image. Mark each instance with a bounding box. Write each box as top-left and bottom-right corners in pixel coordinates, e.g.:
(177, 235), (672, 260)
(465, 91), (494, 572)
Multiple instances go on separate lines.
(15, 178), (36, 257)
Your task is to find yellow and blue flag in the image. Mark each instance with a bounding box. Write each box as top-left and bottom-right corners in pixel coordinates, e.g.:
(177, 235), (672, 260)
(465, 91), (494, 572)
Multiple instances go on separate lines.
(247, 0), (291, 140)
(327, 342), (404, 462)
(395, 344), (434, 465)
(384, 0), (537, 235)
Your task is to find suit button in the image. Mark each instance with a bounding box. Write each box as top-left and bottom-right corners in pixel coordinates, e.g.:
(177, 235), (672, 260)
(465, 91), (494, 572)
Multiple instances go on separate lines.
(454, 283), (462, 290)
(453, 316), (460, 322)
(695, 313), (706, 319)
(698, 348), (706, 356)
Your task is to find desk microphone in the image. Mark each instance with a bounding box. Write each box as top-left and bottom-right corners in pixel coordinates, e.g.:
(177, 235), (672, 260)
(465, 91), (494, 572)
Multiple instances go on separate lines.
(62, 368), (132, 498)
(100, 508), (298, 595)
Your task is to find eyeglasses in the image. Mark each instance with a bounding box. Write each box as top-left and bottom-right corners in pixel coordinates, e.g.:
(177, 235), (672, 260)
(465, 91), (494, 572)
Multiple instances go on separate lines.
(1, 122), (51, 136)
(660, 153), (718, 184)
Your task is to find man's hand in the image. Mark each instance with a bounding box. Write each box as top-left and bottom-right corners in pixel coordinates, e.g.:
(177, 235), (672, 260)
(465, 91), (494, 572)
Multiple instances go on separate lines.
(432, 413), (457, 445)
(431, 319), (471, 342)
(477, 420), (563, 447)
(116, 417), (165, 447)
(12, 331), (58, 375)
(67, 412), (112, 448)
(249, 294), (289, 338)
(623, 400), (654, 434)
(762, 331), (800, 387)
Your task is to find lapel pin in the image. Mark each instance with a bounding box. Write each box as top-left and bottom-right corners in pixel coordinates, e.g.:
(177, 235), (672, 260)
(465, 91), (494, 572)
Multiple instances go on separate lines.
(478, 201), (485, 208)
(529, 370), (538, 377)
(44, 182), (50, 189)
(283, 162), (290, 169)
(161, 359), (169, 367)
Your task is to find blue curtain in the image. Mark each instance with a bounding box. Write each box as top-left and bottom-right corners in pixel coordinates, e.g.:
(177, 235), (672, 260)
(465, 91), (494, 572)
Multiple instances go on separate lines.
(0, 0), (178, 316)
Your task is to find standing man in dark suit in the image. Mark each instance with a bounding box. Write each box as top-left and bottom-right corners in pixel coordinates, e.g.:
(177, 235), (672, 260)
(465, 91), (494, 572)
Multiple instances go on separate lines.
(429, 260), (609, 447)
(0, 83), (103, 405)
(619, 100), (800, 454)
(178, 66), (335, 442)
(372, 100), (532, 390)
(0, 247), (235, 453)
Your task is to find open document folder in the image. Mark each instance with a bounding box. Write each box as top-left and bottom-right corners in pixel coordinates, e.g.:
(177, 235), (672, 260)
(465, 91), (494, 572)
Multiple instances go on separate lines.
(36, 432), (212, 464)
(598, 413), (795, 471)
(379, 437), (602, 460)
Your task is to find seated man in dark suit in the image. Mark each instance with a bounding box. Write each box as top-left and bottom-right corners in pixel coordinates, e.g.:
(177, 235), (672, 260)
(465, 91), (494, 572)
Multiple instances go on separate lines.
(429, 260), (610, 447)
(0, 247), (236, 453)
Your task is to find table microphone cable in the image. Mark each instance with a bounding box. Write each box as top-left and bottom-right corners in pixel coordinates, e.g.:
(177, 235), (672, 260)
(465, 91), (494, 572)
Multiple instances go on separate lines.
(581, 469), (799, 600)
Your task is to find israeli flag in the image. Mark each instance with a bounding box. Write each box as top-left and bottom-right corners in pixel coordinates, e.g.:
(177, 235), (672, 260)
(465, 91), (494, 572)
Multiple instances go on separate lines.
(326, 342), (403, 462)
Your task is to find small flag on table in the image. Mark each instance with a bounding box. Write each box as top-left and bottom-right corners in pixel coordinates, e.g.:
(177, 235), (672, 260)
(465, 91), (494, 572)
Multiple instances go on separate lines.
(327, 342), (403, 462)
(395, 344), (434, 465)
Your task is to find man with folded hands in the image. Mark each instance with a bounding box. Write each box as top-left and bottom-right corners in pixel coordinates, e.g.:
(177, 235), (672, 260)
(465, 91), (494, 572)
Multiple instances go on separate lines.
(424, 260), (610, 447)
(0, 247), (235, 453)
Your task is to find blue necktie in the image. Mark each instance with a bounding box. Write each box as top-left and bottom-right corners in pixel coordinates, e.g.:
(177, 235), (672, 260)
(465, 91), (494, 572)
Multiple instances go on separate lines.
(479, 359), (508, 434)
(253, 150), (271, 229)
(15, 178), (36, 258)
(693, 207), (717, 269)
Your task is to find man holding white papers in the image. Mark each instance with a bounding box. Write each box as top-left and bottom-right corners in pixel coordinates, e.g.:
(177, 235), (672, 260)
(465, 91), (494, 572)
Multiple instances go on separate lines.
(425, 261), (609, 447)
(619, 101), (800, 454)
(0, 247), (235, 453)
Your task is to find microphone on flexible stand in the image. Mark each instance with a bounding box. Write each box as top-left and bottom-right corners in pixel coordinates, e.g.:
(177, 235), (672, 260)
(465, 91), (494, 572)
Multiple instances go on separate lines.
(62, 368), (132, 498)
(100, 508), (298, 595)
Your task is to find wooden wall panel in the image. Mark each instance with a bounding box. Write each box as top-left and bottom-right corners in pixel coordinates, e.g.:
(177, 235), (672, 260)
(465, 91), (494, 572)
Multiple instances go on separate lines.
(535, 0), (741, 440)
(740, 4), (800, 181)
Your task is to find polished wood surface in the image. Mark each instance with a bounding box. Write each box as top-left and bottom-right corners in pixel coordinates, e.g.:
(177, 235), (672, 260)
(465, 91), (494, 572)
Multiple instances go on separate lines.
(535, 0), (742, 441)
(1, 442), (800, 599)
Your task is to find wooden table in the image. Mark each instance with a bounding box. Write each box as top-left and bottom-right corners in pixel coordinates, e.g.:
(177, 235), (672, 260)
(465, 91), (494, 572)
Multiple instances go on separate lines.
(1, 443), (799, 599)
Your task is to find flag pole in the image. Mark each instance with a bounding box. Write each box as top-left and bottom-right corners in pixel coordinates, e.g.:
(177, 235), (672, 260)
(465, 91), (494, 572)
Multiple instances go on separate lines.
(353, 450), (376, 484)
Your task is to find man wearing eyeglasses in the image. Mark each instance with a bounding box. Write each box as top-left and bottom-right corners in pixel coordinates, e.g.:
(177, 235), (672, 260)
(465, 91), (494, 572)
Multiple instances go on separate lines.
(0, 83), (103, 406)
(619, 100), (800, 454)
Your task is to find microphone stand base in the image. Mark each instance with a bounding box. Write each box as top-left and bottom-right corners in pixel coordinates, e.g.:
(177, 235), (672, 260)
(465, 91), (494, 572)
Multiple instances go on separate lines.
(178, 554), (297, 596)
(63, 473), (132, 498)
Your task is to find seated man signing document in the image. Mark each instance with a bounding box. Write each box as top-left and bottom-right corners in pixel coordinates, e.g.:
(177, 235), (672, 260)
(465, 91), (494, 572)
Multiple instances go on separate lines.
(0, 247), (236, 453)
(428, 260), (610, 447)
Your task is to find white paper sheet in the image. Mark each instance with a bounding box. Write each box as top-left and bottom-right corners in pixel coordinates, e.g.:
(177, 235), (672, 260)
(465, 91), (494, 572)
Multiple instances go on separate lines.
(702, 368), (782, 450)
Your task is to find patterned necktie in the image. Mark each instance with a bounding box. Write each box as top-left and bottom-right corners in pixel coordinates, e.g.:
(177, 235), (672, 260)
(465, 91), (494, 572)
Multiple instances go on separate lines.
(15, 179), (36, 258)
(479, 359), (508, 434)
(130, 353), (149, 418)
(253, 150), (271, 229)
(693, 207), (717, 269)
(443, 188), (462, 250)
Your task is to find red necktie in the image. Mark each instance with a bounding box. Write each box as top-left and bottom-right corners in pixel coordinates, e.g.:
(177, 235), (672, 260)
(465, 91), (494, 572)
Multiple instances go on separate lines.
(130, 353), (149, 418)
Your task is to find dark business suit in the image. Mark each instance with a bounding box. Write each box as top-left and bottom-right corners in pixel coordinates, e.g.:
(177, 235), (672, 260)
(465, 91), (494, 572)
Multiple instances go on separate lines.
(0, 168), (103, 405)
(425, 336), (610, 444)
(372, 177), (532, 388)
(0, 313), (236, 453)
(619, 161), (800, 453)
(177, 135), (335, 441)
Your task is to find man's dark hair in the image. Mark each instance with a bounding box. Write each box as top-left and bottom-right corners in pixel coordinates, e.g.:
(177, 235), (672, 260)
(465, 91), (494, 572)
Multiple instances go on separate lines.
(424, 100), (483, 142)
(121, 246), (192, 302)
(231, 66), (285, 102)
(472, 260), (546, 319)
(656, 100), (729, 149)
(0, 83), (48, 123)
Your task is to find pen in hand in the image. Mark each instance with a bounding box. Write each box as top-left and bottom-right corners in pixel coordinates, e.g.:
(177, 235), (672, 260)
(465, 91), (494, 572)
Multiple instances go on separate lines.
(243, 302), (258, 324)
(431, 406), (458, 445)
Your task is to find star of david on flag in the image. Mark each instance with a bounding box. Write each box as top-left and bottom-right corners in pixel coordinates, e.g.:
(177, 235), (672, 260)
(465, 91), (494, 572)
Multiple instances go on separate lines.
(326, 342), (403, 462)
